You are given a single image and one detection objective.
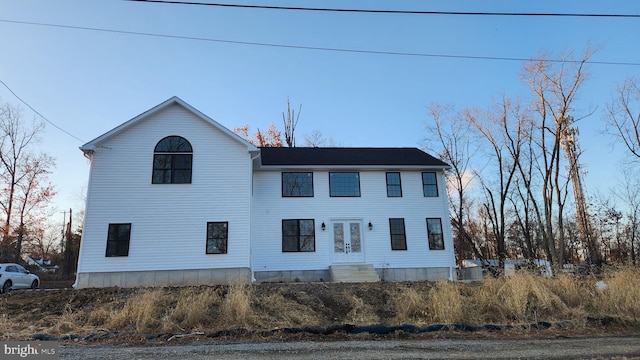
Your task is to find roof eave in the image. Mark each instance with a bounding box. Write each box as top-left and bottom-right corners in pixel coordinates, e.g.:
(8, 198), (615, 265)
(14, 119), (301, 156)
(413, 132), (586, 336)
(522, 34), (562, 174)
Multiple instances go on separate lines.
(80, 96), (258, 153)
(256, 164), (450, 171)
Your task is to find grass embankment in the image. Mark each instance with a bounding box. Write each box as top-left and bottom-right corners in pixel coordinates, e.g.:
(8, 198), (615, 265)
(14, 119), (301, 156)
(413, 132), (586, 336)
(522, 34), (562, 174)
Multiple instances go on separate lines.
(1, 268), (639, 339)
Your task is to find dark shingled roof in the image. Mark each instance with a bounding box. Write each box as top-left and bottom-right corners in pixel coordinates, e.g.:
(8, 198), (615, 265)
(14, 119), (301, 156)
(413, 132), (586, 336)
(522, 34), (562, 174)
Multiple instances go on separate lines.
(259, 147), (449, 167)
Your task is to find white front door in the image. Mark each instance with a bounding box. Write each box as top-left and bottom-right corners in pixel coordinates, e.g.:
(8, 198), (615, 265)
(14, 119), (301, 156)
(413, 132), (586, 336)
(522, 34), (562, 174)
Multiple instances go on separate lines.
(332, 220), (364, 263)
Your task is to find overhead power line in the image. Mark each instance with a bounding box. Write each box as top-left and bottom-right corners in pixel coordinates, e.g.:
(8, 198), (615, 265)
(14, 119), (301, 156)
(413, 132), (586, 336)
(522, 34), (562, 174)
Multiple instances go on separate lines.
(126, 0), (640, 18)
(0, 79), (86, 143)
(2, 19), (639, 66)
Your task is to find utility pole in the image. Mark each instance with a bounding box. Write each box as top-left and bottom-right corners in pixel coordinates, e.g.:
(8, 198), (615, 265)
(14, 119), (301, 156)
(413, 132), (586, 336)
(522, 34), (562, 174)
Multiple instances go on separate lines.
(62, 209), (74, 277)
(60, 210), (66, 254)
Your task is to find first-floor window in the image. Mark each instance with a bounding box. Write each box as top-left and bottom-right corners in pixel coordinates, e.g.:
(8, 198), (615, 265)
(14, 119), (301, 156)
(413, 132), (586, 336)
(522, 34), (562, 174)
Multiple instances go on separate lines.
(106, 223), (131, 257)
(389, 218), (407, 250)
(206, 222), (228, 254)
(282, 219), (315, 252)
(426, 218), (444, 250)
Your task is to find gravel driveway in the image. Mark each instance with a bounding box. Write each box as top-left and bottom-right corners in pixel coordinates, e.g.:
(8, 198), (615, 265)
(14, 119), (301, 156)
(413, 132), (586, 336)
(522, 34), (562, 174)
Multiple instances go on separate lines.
(60, 336), (640, 359)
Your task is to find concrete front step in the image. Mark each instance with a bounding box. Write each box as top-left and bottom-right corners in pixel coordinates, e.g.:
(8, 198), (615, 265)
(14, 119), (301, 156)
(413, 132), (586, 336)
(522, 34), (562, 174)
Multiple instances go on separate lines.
(329, 264), (380, 283)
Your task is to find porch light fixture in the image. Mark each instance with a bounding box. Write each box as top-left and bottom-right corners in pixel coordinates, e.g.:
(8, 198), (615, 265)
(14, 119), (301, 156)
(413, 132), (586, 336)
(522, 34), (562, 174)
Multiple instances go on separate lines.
(321, 222), (326, 231)
(368, 221), (373, 230)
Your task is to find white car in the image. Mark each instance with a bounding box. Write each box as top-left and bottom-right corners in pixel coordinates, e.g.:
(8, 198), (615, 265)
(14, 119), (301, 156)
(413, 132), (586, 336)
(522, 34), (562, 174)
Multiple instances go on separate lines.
(0, 263), (40, 293)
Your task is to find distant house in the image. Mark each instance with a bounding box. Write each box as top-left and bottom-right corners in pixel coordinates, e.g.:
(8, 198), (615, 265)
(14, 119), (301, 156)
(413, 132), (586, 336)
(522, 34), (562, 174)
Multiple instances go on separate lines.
(75, 97), (455, 288)
(25, 256), (59, 273)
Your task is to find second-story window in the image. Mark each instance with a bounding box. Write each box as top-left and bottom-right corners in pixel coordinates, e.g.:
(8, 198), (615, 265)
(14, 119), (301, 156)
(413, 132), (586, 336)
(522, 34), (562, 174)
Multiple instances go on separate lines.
(386, 172), (402, 197)
(282, 172), (314, 197)
(152, 136), (193, 184)
(422, 172), (438, 197)
(329, 172), (361, 197)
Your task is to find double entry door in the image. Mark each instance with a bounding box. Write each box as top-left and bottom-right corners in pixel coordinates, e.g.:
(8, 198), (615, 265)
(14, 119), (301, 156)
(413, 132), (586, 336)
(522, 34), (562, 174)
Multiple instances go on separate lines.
(332, 220), (364, 263)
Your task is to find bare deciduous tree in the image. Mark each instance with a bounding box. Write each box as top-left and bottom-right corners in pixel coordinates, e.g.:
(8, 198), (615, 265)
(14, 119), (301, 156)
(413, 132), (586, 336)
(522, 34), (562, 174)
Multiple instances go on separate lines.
(0, 101), (56, 262)
(522, 49), (594, 269)
(467, 97), (527, 266)
(425, 103), (482, 262)
(613, 170), (640, 265)
(606, 77), (640, 159)
(282, 97), (301, 147)
(15, 153), (56, 262)
(303, 129), (343, 147)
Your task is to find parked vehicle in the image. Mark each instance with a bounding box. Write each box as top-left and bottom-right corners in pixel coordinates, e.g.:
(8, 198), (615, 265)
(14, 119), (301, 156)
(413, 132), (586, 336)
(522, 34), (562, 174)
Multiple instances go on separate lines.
(0, 263), (40, 293)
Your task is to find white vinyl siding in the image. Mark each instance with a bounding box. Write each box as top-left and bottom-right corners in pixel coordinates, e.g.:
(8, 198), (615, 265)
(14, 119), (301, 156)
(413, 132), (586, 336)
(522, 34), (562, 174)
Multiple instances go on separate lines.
(79, 104), (252, 273)
(251, 169), (454, 272)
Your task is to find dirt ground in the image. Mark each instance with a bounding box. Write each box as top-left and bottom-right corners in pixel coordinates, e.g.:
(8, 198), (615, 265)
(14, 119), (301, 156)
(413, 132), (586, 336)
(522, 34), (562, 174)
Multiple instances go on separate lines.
(2, 277), (639, 357)
(1, 281), (416, 329)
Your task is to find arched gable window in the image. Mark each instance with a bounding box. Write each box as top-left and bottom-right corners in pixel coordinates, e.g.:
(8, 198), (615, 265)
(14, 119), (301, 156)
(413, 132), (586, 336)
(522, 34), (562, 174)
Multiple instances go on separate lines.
(152, 136), (193, 184)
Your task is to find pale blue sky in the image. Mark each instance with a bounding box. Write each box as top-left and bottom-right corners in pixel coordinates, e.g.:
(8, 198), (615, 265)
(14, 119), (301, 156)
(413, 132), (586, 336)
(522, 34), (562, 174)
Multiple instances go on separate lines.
(1, 0), (639, 217)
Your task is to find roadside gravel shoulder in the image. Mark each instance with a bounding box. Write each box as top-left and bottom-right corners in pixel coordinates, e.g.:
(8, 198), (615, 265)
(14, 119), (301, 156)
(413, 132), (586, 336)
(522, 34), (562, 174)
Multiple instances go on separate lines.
(59, 336), (640, 360)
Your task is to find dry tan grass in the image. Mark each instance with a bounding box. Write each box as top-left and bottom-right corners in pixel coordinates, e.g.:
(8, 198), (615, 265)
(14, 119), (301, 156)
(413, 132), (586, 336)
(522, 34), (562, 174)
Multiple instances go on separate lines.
(0, 314), (22, 340)
(3, 268), (640, 341)
(394, 286), (428, 324)
(253, 291), (325, 329)
(87, 307), (111, 326)
(171, 287), (222, 330)
(464, 276), (504, 323)
(544, 273), (587, 308)
(464, 271), (575, 324)
(428, 281), (463, 323)
(220, 282), (253, 327)
(107, 288), (173, 332)
(594, 267), (640, 321)
(344, 294), (380, 325)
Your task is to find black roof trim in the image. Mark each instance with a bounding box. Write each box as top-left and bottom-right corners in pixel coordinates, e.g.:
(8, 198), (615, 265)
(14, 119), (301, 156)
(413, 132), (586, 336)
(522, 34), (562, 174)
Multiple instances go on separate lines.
(259, 147), (449, 167)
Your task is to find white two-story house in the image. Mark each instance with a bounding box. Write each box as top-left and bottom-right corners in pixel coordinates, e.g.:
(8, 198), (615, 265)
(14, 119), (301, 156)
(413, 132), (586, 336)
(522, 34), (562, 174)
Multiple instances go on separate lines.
(75, 97), (455, 288)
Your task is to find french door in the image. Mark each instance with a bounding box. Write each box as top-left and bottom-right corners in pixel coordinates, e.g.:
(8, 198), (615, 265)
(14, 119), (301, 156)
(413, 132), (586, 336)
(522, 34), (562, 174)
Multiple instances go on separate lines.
(332, 220), (364, 263)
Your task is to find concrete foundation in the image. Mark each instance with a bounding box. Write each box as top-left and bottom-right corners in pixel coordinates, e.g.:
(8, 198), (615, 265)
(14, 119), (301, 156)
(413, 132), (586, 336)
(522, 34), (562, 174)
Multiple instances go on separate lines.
(77, 266), (454, 288)
(458, 266), (483, 281)
(253, 269), (330, 283)
(375, 267), (452, 282)
(254, 267), (453, 283)
(76, 267), (252, 288)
